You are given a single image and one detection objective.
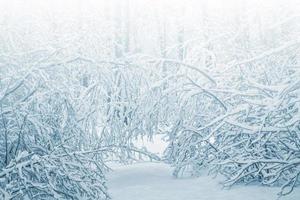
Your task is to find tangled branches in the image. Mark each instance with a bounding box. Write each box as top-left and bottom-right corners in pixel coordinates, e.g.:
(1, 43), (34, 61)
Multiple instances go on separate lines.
(163, 43), (300, 196)
(0, 150), (109, 200)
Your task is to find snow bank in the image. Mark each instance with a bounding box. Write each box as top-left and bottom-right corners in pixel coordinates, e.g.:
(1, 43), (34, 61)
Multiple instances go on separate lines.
(107, 162), (300, 200)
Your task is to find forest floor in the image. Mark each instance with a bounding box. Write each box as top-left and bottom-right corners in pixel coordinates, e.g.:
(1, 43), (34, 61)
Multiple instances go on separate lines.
(107, 162), (300, 200)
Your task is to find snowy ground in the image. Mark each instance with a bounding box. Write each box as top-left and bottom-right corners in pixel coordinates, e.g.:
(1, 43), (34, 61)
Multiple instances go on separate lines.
(107, 162), (300, 200)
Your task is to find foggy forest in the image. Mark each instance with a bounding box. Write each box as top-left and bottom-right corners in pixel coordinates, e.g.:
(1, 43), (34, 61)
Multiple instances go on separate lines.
(0, 0), (300, 199)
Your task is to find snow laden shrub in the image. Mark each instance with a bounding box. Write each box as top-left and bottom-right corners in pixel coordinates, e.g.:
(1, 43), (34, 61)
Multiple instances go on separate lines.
(164, 49), (300, 196)
(0, 54), (162, 199)
(0, 150), (109, 200)
(97, 58), (179, 161)
(217, 79), (300, 196)
(0, 69), (110, 199)
(163, 91), (225, 177)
